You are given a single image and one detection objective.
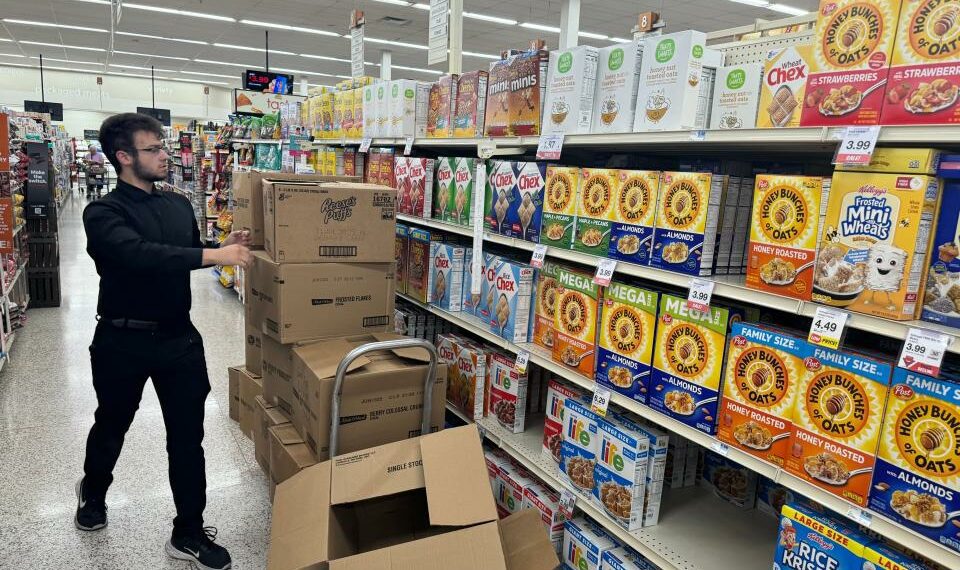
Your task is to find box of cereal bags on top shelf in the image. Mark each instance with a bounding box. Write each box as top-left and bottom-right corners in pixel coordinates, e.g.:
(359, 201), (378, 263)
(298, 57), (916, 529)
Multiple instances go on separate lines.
(596, 282), (658, 405)
(487, 351), (529, 433)
(650, 171), (726, 277)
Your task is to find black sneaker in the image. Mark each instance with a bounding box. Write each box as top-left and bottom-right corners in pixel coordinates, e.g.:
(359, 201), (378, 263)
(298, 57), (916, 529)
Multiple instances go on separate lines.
(74, 477), (107, 531)
(165, 527), (232, 570)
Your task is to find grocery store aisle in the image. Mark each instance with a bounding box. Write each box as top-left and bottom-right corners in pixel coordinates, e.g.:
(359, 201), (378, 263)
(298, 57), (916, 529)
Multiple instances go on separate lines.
(0, 195), (269, 569)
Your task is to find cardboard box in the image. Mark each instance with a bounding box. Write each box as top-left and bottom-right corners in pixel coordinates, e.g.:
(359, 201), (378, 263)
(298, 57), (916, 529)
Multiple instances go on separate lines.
(756, 44), (813, 128)
(249, 251), (395, 344)
(592, 41), (644, 134)
(710, 64), (763, 130)
(453, 71), (488, 138)
(255, 395), (291, 473)
(260, 334), (302, 422)
(238, 368), (264, 439)
(634, 30), (710, 131)
(596, 282), (658, 404)
(228, 366), (242, 422)
(244, 321), (263, 376)
(608, 170), (661, 267)
(268, 423), (317, 490)
(262, 180), (396, 264)
(542, 45), (600, 135)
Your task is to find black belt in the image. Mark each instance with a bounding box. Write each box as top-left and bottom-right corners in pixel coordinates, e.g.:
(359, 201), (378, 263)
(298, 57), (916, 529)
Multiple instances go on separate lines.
(106, 318), (161, 331)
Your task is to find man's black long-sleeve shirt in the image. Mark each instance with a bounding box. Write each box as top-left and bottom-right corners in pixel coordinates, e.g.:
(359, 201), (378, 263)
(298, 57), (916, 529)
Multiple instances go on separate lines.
(83, 179), (206, 323)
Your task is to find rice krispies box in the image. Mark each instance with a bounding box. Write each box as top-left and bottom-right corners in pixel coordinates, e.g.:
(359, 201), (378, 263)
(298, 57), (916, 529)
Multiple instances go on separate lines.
(552, 266), (603, 378)
(489, 258), (536, 343)
(574, 168), (619, 256)
(561, 398), (603, 497)
(487, 351), (529, 433)
(542, 166), (581, 249)
(593, 417), (650, 531)
(786, 346), (892, 506)
(650, 171), (725, 276)
(432, 156), (476, 226)
(609, 170), (661, 267)
(596, 282), (658, 405)
(485, 160), (516, 235)
(533, 261), (564, 352)
(650, 294), (731, 435)
(543, 379), (586, 463)
(869, 369), (960, 553)
(428, 241), (466, 310)
(863, 542), (934, 570)
(505, 161), (546, 243)
(774, 503), (871, 570)
(563, 517), (616, 570)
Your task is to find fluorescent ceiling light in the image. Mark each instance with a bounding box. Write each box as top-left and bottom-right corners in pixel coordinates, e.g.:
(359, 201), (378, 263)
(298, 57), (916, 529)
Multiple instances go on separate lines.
(610, 37), (633, 43)
(578, 31), (608, 40)
(520, 22), (561, 33)
(300, 53), (351, 63)
(463, 50), (500, 60)
(239, 20), (340, 37)
(2, 19), (108, 33)
(0, 53), (25, 58)
(113, 50), (190, 61)
(392, 64), (442, 75)
(124, 3), (236, 22)
(213, 43), (295, 55)
(463, 12), (517, 25)
(728, 0), (772, 6)
(30, 55), (102, 65)
(193, 58), (255, 68)
(364, 37), (428, 51)
(20, 41), (106, 52)
(108, 63), (177, 73)
(767, 4), (808, 15)
(372, 0), (412, 5)
(70, 0), (111, 4)
(411, 3), (431, 10)
(167, 77), (229, 86)
(115, 31), (208, 45)
(0, 38), (12, 42)
(181, 70), (238, 79)
(269, 66), (336, 77)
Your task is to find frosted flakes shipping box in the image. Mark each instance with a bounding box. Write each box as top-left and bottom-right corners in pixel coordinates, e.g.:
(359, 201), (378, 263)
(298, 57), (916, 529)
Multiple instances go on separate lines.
(596, 282), (658, 405)
(592, 41), (644, 134)
(542, 45), (600, 135)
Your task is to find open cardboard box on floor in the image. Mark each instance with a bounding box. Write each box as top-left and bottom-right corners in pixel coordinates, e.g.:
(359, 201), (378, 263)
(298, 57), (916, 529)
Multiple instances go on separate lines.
(268, 425), (558, 570)
(269, 423), (318, 501)
(238, 367), (263, 439)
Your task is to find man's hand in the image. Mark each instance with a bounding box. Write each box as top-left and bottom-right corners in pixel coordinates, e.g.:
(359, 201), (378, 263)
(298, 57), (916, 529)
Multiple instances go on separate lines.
(222, 229), (251, 248)
(204, 244), (252, 268)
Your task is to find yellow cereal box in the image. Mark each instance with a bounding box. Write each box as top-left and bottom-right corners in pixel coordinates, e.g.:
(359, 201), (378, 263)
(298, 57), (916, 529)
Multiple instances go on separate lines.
(542, 166), (580, 249)
(573, 168), (619, 257)
(746, 175), (831, 301)
(533, 261), (564, 352)
(842, 147), (943, 174)
(786, 346), (892, 506)
(552, 266), (602, 378)
(757, 44), (814, 128)
(609, 170), (661, 267)
(651, 171), (726, 276)
(596, 282), (658, 405)
(813, 169), (942, 320)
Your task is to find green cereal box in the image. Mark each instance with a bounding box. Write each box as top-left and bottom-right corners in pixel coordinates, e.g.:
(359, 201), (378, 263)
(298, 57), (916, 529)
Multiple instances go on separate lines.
(433, 156), (477, 226)
(542, 166), (580, 249)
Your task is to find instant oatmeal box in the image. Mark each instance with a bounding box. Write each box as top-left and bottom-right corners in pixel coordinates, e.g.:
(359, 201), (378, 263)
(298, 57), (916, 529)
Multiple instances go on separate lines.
(650, 171), (727, 277)
(786, 345), (892, 506)
(609, 170), (661, 267)
(552, 265), (603, 378)
(574, 168), (619, 257)
(757, 44), (814, 129)
(596, 281), (658, 405)
(542, 166), (581, 249)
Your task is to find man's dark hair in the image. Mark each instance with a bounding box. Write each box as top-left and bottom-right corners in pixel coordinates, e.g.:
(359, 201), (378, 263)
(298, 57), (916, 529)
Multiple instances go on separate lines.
(98, 113), (165, 173)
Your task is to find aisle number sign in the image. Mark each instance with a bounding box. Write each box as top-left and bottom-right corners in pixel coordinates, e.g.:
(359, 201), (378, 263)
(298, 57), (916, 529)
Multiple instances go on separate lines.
(428, 0), (449, 65)
(536, 133), (564, 161)
(898, 327), (951, 376)
(834, 126), (880, 166)
(350, 11), (365, 79)
(686, 278), (714, 312)
(808, 306), (848, 349)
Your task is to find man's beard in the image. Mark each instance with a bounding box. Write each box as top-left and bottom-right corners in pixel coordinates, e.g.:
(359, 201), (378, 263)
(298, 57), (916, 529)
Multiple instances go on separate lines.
(132, 158), (166, 183)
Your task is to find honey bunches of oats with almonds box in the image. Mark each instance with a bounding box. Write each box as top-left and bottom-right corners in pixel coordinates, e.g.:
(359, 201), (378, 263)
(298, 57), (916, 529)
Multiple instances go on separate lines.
(552, 266), (603, 378)
(542, 379), (586, 464)
(650, 171), (726, 277)
(596, 282), (658, 405)
(542, 166), (580, 249)
(608, 169), (661, 267)
(774, 503), (871, 570)
(560, 398), (603, 498)
(593, 416), (649, 532)
(573, 168), (619, 257)
(489, 258), (536, 343)
(487, 350), (529, 433)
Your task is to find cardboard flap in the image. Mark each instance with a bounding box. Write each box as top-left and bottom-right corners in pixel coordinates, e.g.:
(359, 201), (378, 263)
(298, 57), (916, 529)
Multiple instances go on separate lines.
(369, 332), (434, 363)
(498, 510), (560, 570)
(267, 462), (332, 570)
(421, 425), (497, 526)
(293, 338), (372, 382)
(273, 424), (304, 446)
(329, 437), (426, 506)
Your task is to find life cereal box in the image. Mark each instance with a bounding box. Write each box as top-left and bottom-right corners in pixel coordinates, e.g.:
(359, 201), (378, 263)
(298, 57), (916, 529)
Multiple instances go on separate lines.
(552, 266), (603, 378)
(718, 323), (811, 467)
(746, 175), (831, 301)
(435, 156), (477, 226)
(786, 346), (892, 506)
(561, 398), (603, 496)
(487, 351), (529, 433)
(650, 171), (725, 276)
(504, 161), (546, 243)
(489, 259), (536, 344)
(650, 294), (730, 435)
(800, 0), (899, 126)
(869, 369), (960, 553)
(813, 169), (942, 320)
(882, 0), (960, 125)
(521, 483), (564, 553)
(533, 261), (564, 352)
(453, 70), (488, 138)
(574, 168), (618, 256)
(542, 166), (581, 249)
(484, 58), (512, 137)
(427, 74), (457, 138)
(601, 547), (658, 570)
(701, 451), (758, 509)
(609, 170), (661, 266)
(543, 379), (586, 463)
(596, 282), (658, 405)
(563, 517), (616, 570)
(593, 418), (650, 531)
(395, 223), (409, 295)
(495, 461), (536, 516)
(774, 503), (871, 570)
(427, 241), (465, 311)
(485, 160), (516, 235)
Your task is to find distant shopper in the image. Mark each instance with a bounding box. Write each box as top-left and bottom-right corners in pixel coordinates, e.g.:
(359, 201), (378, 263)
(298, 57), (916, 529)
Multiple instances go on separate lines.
(84, 143), (106, 197)
(77, 113), (250, 570)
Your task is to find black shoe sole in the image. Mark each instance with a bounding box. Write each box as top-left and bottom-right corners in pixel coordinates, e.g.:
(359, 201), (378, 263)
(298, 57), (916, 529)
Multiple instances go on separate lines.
(74, 478), (107, 532)
(165, 540), (232, 570)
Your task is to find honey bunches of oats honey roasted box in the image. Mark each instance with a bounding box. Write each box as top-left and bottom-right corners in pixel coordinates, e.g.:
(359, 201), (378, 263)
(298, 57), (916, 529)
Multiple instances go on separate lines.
(542, 166), (581, 249)
(608, 170), (661, 267)
(786, 346), (892, 506)
(869, 368), (960, 553)
(552, 266), (603, 378)
(596, 282), (658, 405)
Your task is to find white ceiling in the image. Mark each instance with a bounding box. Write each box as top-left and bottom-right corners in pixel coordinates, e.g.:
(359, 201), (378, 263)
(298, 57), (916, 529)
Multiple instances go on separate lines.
(0, 0), (820, 89)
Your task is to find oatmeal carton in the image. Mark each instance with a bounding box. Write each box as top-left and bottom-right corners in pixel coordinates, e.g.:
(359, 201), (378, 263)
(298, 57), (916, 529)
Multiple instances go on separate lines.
(593, 418), (649, 531)
(453, 70), (488, 137)
(600, 547), (658, 570)
(504, 161), (546, 243)
(812, 169), (942, 320)
(800, 0), (899, 126)
(596, 282), (658, 405)
(533, 261), (564, 352)
(774, 504), (871, 570)
(485, 160), (516, 235)
(563, 517), (616, 570)
(561, 398), (603, 496)
(701, 451), (758, 509)
(718, 323), (810, 467)
(746, 175), (831, 301)
(757, 44), (814, 128)
(650, 171), (726, 277)
(552, 266), (603, 378)
(543, 45), (600, 135)
(573, 168), (618, 256)
(882, 0), (960, 125)
(710, 64), (763, 130)
(427, 74), (458, 138)
(786, 345), (892, 506)
(488, 351), (529, 433)
(542, 166), (581, 249)
(395, 223), (409, 295)
(489, 258), (536, 343)
(869, 369), (960, 553)
(650, 294), (730, 435)
(592, 41), (645, 134)
(522, 483), (564, 553)
(509, 48), (550, 136)
(433, 156), (477, 226)
(543, 379), (586, 463)
(427, 241), (466, 311)
(634, 30), (710, 132)
(484, 58), (512, 137)
(609, 170), (661, 266)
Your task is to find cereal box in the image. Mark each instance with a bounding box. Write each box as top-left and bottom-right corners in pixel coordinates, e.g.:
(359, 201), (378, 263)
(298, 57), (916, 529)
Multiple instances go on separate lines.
(522, 483), (564, 553)
(427, 74), (458, 138)
(362, 84), (376, 137)
(461, 247), (475, 314)
(552, 266), (602, 378)
(453, 70), (488, 138)
(882, 0), (960, 125)
(600, 547), (658, 570)
(869, 369), (960, 553)
(509, 49), (549, 136)
(650, 171), (726, 277)
(495, 461), (537, 516)
(650, 294), (730, 435)
(843, 147), (942, 174)
(774, 503), (871, 570)
(394, 157), (411, 214)
(747, 175), (831, 300)
(395, 223), (409, 295)
(863, 541), (932, 570)
(378, 147), (395, 188)
(376, 81), (390, 137)
(800, 0), (899, 126)
(477, 253), (501, 322)
(813, 169), (942, 320)
(543, 45), (600, 135)
(543, 379), (586, 463)
(719, 323), (810, 467)
(434, 156), (477, 226)
(574, 168), (618, 256)
(428, 242), (465, 311)
(484, 58), (512, 137)
(454, 338), (487, 420)
(596, 282), (658, 405)
(533, 261), (563, 352)
(923, 178), (960, 327)
(406, 227), (443, 304)
(561, 398), (603, 496)
(634, 30), (711, 132)
(609, 170), (661, 266)
(351, 88), (364, 138)
(542, 166), (580, 249)
(407, 157), (435, 218)
(592, 41), (645, 134)
(594, 418), (650, 531)
(786, 346), (892, 506)
(485, 160), (516, 235)
(389, 79), (429, 138)
(488, 351), (529, 433)
(489, 259), (536, 343)
(757, 476), (800, 518)
(432, 157), (455, 221)
(710, 64), (763, 130)
(700, 450), (759, 510)
(504, 161), (546, 243)
(563, 517), (616, 570)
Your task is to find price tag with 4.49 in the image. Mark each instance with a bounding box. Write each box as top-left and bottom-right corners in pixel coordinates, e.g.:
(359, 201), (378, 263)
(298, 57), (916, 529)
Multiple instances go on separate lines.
(808, 306), (848, 349)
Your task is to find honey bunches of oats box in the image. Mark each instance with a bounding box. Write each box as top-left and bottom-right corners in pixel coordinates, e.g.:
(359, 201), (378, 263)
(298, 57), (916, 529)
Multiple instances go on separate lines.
(608, 170), (661, 267)
(650, 171), (726, 277)
(533, 261), (564, 352)
(596, 282), (658, 405)
(649, 294), (730, 435)
(552, 266), (602, 378)
(574, 168), (619, 256)
(869, 368), (960, 553)
(542, 166), (580, 249)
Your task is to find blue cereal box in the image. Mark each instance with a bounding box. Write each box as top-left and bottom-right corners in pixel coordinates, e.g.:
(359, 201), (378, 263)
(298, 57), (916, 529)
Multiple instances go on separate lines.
(560, 398), (603, 497)
(869, 368), (960, 554)
(597, 282), (659, 405)
(774, 503), (870, 570)
(476, 253), (502, 323)
(461, 247), (475, 314)
(485, 160), (515, 235)
(505, 161), (546, 243)
(862, 541), (931, 570)
(608, 170), (661, 267)
(428, 242), (466, 311)
(922, 177), (960, 329)
(600, 547), (658, 570)
(489, 259), (536, 343)
(594, 417), (649, 531)
(650, 171), (726, 276)
(563, 517), (616, 570)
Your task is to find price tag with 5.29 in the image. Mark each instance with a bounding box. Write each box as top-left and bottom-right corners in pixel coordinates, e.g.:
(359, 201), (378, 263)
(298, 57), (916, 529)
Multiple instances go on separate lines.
(686, 278), (714, 312)
(898, 327), (951, 376)
(593, 258), (616, 286)
(530, 244), (548, 269)
(834, 126), (880, 166)
(536, 133), (564, 161)
(808, 306), (848, 349)
(591, 386), (611, 417)
(514, 350), (530, 374)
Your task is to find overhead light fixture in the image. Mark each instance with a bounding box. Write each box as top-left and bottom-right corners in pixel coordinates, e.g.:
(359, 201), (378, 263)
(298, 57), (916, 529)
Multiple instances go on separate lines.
(463, 12), (517, 25)
(123, 3), (236, 22)
(69, 0), (112, 4)
(193, 58), (256, 68)
(372, 0), (413, 5)
(30, 55), (102, 65)
(462, 50), (500, 60)
(115, 31), (208, 45)
(181, 70), (239, 79)
(0, 38), (12, 42)
(578, 31), (608, 40)
(391, 64), (442, 75)
(166, 77), (230, 86)
(20, 41), (106, 52)
(767, 4), (808, 15)
(300, 53), (351, 64)
(727, 0), (772, 6)
(108, 63), (177, 73)
(520, 22), (561, 33)
(0, 53), (25, 58)
(239, 20), (341, 37)
(411, 3), (431, 10)
(610, 37), (633, 43)
(364, 37), (428, 50)
(2, 19), (108, 33)
(269, 66), (336, 77)
(113, 49), (190, 61)
(213, 43), (295, 55)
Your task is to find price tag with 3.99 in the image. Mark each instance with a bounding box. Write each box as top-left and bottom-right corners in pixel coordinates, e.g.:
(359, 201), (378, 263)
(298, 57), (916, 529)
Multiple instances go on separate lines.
(808, 306), (848, 349)
(530, 244), (548, 269)
(834, 126), (879, 166)
(898, 327), (951, 376)
(536, 133), (564, 161)
(686, 278), (714, 312)
(593, 258), (617, 286)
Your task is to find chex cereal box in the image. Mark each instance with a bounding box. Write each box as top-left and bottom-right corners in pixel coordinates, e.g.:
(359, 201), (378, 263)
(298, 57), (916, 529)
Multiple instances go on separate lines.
(650, 294), (730, 435)
(774, 503), (870, 570)
(800, 0), (898, 126)
(394, 156), (411, 214)
(651, 171), (726, 276)
(594, 417), (650, 531)
(534, 261), (564, 352)
(786, 346), (892, 506)
(477, 253), (502, 323)
(758, 44), (814, 128)
(434, 156), (478, 226)
(574, 168), (618, 256)
(608, 170), (661, 267)
(522, 483), (564, 553)
(561, 398), (603, 496)
(563, 517), (616, 570)
(701, 451), (758, 509)
(395, 223), (409, 295)
(542, 166), (581, 249)
(718, 323), (811, 466)
(428, 242), (466, 310)
(601, 547), (658, 570)
(543, 379), (586, 463)
(432, 157), (456, 221)
(495, 461), (537, 517)
(882, 0), (960, 125)
(869, 369), (960, 553)
(487, 351), (529, 433)
(597, 282), (658, 404)
(485, 160), (516, 235)
(503, 161), (546, 243)
(407, 157), (435, 218)
(406, 227), (443, 304)
(448, 338), (488, 421)
(863, 541), (933, 570)
(489, 259), (536, 343)
(461, 247), (475, 315)
(747, 175), (831, 300)
(552, 266), (603, 378)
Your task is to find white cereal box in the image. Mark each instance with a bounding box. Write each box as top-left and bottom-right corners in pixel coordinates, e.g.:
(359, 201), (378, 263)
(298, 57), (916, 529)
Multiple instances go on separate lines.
(594, 418), (650, 531)
(427, 242), (465, 311)
(543, 379), (586, 463)
(521, 483), (564, 553)
(593, 41), (644, 134)
(406, 157), (436, 218)
(543, 45), (600, 135)
(487, 351), (529, 433)
(634, 30), (710, 132)
(710, 64), (763, 130)
(563, 517), (617, 570)
(362, 84), (376, 137)
(560, 398), (603, 497)
(489, 259), (536, 343)
(495, 461), (537, 517)
(388, 79), (429, 138)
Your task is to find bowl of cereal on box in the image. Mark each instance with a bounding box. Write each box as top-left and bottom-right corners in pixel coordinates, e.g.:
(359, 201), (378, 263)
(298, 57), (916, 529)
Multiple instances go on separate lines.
(813, 243), (866, 306)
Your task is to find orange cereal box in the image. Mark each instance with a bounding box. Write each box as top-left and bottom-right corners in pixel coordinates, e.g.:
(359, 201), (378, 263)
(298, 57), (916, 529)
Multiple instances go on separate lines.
(786, 346), (892, 506)
(552, 266), (602, 378)
(746, 175), (831, 301)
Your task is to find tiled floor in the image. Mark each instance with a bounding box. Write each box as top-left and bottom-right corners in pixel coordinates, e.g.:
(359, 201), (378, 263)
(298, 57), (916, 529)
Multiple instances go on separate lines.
(0, 192), (269, 569)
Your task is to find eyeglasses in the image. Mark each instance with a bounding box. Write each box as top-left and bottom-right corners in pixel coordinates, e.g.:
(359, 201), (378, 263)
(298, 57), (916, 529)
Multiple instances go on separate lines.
(135, 145), (170, 155)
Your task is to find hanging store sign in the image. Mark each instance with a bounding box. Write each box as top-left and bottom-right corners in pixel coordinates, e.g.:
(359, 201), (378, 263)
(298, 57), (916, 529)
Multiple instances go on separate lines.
(428, 0), (449, 65)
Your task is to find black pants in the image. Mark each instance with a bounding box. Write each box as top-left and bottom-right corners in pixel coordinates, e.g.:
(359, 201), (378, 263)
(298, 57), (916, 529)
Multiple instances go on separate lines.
(83, 320), (211, 535)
